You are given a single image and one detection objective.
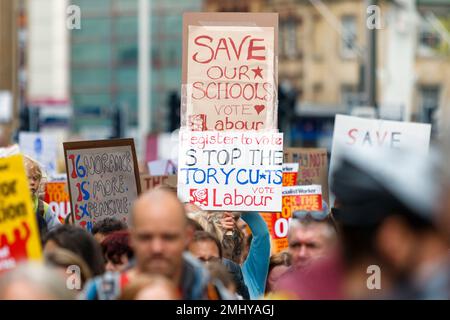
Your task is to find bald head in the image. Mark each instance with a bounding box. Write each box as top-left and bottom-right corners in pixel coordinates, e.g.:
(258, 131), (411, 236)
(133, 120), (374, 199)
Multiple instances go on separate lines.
(129, 189), (191, 279)
(131, 189), (187, 228)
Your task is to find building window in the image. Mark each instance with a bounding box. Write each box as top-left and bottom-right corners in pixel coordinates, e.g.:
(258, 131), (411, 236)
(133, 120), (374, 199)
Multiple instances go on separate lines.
(280, 17), (300, 59)
(418, 18), (446, 57)
(341, 15), (357, 59)
(419, 85), (440, 124)
(341, 85), (360, 111)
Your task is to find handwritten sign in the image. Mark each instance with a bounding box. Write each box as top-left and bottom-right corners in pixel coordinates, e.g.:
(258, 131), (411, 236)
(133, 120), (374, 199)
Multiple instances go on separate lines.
(177, 130), (283, 211)
(44, 182), (71, 223)
(140, 175), (178, 191)
(329, 115), (432, 206)
(261, 185), (322, 254)
(0, 155), (42, 272)
(283, 148), (329, 204)
(182, 12), (278, 131)
(63, 139), (141, 231)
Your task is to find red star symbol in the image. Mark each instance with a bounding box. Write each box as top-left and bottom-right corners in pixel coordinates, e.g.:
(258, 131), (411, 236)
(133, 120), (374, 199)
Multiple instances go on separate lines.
(251, 66), (263, 80)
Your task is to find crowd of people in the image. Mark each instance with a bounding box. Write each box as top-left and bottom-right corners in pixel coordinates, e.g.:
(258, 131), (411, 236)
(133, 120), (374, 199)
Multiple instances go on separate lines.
(1, 141), (450, 300)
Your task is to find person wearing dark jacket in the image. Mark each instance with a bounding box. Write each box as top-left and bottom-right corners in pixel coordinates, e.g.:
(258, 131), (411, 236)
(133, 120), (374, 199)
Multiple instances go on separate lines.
(82, 189), (232, 300)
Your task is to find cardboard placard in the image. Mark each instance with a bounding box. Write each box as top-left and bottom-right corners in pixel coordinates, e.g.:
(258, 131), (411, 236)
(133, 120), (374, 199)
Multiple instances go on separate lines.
(177, 130), (283, 211)
(261, 185), (323, 254)
(44, 182), (71, 223)
(140, 175), (178, 191)
(281, 163), (298, 187)
(147, 159), (177, 176)
(63, 139), (141, 231)
(283, 148), (329, 204)
(0, 155), (42, 272)
(329, 115), (432, 206)
(182, 12), (278, 131)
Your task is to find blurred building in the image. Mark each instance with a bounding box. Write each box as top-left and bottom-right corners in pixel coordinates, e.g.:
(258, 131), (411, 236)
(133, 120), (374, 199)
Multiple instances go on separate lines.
(205, 0), (450, 148)
(0, 0), (17, 146)
(70, 0), (201, 139)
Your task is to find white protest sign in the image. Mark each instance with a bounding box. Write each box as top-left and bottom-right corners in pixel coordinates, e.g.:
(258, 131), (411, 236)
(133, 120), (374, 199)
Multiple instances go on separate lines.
(19, 132), (58, 176)
(147, 159), (177, 176)
(0, 91), (12, 122)
(282, 184), (322, 197)
(329, 114), (432, 206)
(282, 163), (298, 173)
(177, 130), (283, 211)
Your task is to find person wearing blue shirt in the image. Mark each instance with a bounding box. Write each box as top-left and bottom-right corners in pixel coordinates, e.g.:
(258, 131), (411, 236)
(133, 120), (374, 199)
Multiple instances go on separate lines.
(240, 211), (271, 299)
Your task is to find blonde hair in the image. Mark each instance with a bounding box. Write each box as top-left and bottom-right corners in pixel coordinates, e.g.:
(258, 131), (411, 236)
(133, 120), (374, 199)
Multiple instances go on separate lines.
(119, 274), (179, 300)
(23, 155), (43, 178)
(23, 155), (47, 196)
(44, 248), (93, 288)
(0, 262), (76, 300)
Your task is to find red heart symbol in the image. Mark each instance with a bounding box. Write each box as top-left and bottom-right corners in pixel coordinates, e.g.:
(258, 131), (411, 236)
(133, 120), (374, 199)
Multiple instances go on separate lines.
(254, 105), (265, 115)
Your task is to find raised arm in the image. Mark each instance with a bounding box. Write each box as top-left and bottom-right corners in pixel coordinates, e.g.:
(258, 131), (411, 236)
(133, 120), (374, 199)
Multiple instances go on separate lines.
(241, 211), (270, 299)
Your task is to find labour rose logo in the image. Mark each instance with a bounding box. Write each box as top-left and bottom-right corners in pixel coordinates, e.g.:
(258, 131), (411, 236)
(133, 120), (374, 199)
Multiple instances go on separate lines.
(188, 114), (207, 131)
(190, 188), (208, 206)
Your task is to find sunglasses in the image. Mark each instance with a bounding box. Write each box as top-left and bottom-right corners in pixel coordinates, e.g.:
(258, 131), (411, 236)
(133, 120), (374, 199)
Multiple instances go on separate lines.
(292, 201), (330, 221)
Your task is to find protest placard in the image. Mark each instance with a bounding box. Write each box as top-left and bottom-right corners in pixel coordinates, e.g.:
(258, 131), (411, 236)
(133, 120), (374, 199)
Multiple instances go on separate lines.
(0, 155), (42, 272)
(19, 132), (58, 177)
(282, 163), (298, 187)
(44, 181), (71, 223)
(177, 129), (283, 211)
(261, 185), (323, 254)
(140, 175), (178, 191)
(283, 148), (329, 204)
(329, 115), (432, 206)
(147, 159), (177, 176)
(63, 139), (141, 231)
(182, 12), (278, 131)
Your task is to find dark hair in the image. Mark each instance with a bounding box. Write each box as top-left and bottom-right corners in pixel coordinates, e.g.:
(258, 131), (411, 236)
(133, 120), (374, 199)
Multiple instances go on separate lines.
(191, 231), (223, 258)
(101, 231), (134, 264)
(92, 218), (127, 236)
(44, 225), (105, 276)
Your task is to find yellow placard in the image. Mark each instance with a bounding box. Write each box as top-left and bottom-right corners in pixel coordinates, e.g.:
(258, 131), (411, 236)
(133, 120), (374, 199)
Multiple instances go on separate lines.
(0, 154), (42, 272)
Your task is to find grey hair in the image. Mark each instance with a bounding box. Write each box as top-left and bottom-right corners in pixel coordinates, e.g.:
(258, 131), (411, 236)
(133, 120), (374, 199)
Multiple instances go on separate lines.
(288, 217), (337, 242)
(0, 262), (76, 300)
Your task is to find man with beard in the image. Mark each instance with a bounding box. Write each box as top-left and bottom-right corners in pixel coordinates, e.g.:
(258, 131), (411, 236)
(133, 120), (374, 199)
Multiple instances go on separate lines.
(82, 188), (231, 300)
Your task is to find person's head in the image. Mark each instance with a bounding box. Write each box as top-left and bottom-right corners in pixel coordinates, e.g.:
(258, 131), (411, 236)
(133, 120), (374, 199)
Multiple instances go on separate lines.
(0, 262), (76, 300)
(187, 217), (204, 234)
(101, 230), (134, 272)
(332, 148), (446, 298)
(129, 189), (191, 280)
(92, 217), (127, 243)
(288, 216), (337, 269)
(119, 274), (180, 300)
(436, 138), (450, 244)
(23, 156), (43, 197)
(44, 248), (93, 289)
(43, 225), (105, 276)
(266, 251), (292, 293)
(188, 231), (222, 263)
